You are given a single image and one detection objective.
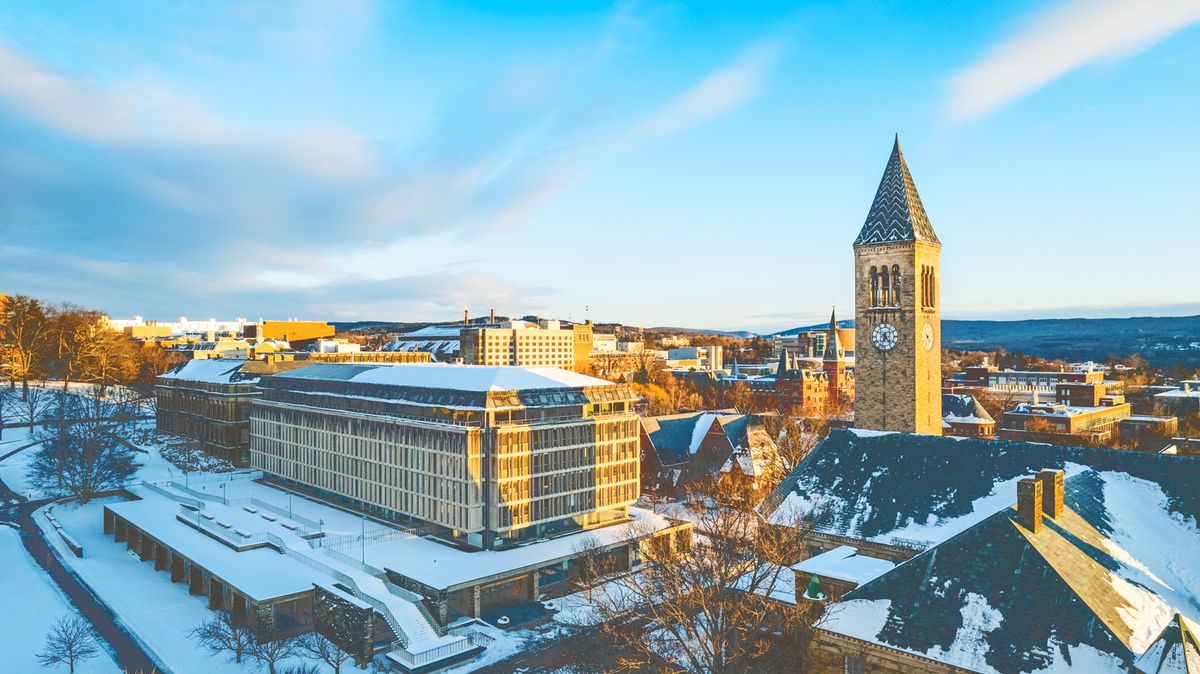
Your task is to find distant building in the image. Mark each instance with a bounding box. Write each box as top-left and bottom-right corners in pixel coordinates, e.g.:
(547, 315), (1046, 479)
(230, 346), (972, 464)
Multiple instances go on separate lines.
(591, 333), (618, 353)
(639, 411), (777, 500)
(460, 319), (593, 371)
(941, 393), (995, 438)
(665, 345), (723, 372)
(1155, 381), (1200, 416)
(385, 324), (465, 362)
(171, 336), (253, 360)
(250, 363), (641, 551)
(999, 396), (1132, 445)
(659, 335), (691, 348)
(243, 320), (334, 350)
(775, 310), (854, 412)
(108, 315), (250, 336)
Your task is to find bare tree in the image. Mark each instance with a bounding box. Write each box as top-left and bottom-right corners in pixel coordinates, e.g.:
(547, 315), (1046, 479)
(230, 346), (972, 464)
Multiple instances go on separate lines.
(188, 611), (256, 664)
(576, 479), (825, 673)
(36, 615), (101, 673)
(28, 387), (141, 503)
(299, 631), (352, 674)
(247, 635), (301, 674)
(4, 383), (52, 429)
(280, 665), (322, 674)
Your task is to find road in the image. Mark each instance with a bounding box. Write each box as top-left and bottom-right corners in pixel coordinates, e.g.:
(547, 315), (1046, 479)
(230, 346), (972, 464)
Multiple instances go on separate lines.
(0, 458), (163, 673)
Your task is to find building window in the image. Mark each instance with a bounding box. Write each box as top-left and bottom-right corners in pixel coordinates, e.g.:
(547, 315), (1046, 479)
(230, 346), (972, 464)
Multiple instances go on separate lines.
(844, 655), (865, 674)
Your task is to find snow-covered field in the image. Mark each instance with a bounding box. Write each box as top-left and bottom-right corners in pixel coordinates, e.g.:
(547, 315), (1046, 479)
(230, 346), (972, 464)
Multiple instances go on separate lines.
(0, 525), (121, 673)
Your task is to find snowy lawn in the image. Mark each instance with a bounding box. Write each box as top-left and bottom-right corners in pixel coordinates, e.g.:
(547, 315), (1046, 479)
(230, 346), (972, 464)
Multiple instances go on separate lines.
(0, 525), (121, 673)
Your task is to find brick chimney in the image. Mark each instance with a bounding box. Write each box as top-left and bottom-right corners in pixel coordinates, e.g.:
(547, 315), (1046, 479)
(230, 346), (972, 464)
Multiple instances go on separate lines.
(464, 308), (469, 326)
(490, 308), (495, 324)
(1017, 477), (1043, 533)
(1036, 469), (1064, 519)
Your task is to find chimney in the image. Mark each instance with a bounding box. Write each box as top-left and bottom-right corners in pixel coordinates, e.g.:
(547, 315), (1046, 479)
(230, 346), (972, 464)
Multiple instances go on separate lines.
(1037, 469), (1064, 519)
(464, 308), (469, 326)
(490, 308), (495, 324)
(1017, 477), (1043, 533)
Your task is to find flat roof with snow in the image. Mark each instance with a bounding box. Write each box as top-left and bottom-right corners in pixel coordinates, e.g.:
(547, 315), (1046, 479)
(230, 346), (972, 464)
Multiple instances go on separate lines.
(792, 545), (895, 586)
(271, 362), (616, 393)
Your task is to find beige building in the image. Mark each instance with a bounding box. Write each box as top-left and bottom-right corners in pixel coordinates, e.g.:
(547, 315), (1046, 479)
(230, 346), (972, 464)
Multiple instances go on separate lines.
(156, 359), (262, 465)
(853, 137), (943, 435)
(249, 363), (640, 550)
(460, 319), (593, 371)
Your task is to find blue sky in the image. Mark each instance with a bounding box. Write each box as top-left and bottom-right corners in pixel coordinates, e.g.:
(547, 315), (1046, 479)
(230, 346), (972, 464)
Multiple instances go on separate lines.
(0, 1), (1197, 332)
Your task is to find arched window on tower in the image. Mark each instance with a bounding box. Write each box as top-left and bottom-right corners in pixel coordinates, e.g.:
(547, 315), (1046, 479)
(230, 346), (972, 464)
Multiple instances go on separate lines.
(881, 266), (891, 311)
(869, 266), (878, 307)
(891, 265), (901, 306)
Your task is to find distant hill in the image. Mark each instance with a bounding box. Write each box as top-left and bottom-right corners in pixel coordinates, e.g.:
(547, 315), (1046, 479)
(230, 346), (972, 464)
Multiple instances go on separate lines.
(648, 326), (758, 339)
(941, 315), (1200, 366)
(774, 315), (1200, 366)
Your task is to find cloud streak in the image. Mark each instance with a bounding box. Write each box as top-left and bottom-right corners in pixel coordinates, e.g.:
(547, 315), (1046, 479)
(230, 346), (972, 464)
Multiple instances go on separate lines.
(622, 39), (784, 147)
(947, 0), (1200, 121)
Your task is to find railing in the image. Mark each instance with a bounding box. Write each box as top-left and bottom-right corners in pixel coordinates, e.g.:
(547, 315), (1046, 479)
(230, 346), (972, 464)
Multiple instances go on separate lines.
(140, 481), (206, 509)
(449, 624), (495, 647)
(169, 481), (228, 505)
(389, 635), (475, 669)
(249, 497), (320, 530)
(181, 470), (262, 485)
(316, 526), (417, 550)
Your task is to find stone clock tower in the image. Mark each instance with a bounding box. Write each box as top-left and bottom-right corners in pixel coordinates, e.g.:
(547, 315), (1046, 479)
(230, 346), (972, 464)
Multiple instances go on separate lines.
(853, 136), (942, 434)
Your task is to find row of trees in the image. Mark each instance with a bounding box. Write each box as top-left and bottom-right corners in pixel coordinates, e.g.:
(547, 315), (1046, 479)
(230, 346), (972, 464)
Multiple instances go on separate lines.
(189, 611), (354, 674)
(0, 294), (183, 401)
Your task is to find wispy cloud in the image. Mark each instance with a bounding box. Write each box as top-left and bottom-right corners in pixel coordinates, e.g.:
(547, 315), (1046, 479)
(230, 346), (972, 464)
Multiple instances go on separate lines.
(947, 0), (1200, 121)
(622, 38), (784, 147)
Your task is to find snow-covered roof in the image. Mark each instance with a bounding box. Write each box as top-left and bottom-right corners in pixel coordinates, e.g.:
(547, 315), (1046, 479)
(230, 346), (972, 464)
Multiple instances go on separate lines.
(364, 507), (676, 591)
(157, 359), (259, 385)
(1135, 613), (1200, 673)
(812, 459), (1200, 673)
(401, 325), (464, 338)
(275, 362), (615, 393)
(791, 545), (894, 586)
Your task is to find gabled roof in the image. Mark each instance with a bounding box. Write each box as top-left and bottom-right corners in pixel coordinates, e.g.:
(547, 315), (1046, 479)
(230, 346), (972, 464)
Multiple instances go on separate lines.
(762, 429), (1200, 551)
(641, 411), (743, 466)
(819, 465), (1200, 673)
(854, 136), (940, 246)
(271, 362), (613, 393)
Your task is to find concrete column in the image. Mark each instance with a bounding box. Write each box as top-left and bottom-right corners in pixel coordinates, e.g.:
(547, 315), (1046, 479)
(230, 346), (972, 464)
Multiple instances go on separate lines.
(470, 586), (481, 618)
(154, 544), (168, 571)
(528, 571), (540, 601)
(103, 509), (114, 534)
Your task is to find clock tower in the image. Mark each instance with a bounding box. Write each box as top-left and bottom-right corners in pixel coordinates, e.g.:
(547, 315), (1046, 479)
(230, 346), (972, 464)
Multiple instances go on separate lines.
(853, 136), (942, 434)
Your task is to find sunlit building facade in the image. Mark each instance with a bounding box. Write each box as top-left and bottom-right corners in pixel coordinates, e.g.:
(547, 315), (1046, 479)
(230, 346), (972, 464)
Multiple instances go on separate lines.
(249, 363), (640, 550)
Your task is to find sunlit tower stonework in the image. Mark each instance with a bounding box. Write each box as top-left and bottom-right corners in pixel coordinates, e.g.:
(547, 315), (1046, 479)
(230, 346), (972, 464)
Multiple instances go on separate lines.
(852, 137), (943, 434)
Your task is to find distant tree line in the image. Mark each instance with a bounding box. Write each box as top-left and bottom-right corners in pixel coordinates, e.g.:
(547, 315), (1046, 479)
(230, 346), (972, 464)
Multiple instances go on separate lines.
(0, 293), (184, 401)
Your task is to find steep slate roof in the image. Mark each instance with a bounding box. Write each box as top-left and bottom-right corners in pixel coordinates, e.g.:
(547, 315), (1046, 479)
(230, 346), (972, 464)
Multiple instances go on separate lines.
(942, 393), (994, 424)
(769, 429), (1200, 672)
(819, 465), (1200, 673)
(762, 429), (1200, 550)
(1136, 614), (1200, 674)
(854, 136), (940, 246)
(158, 358), (259, 384)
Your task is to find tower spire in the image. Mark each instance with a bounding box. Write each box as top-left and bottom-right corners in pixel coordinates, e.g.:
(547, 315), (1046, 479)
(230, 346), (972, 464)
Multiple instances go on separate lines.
(854, 136), (940, 246)
(823, 307), (844, 361)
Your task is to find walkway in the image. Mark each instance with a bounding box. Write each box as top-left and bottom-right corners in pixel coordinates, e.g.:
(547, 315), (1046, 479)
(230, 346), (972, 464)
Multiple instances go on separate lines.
(0, 477), (163, 674)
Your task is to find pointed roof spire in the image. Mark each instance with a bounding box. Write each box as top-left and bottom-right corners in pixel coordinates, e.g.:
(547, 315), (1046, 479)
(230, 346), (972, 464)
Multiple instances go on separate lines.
(823, 307), (844, 361)
(854, 136), (940, 246)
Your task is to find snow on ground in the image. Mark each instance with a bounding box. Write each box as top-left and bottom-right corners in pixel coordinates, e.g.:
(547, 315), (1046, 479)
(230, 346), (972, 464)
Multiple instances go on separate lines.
(0, 425), (42, 497)
(36, 499), (335, 674)
(0, 525), (121, 673)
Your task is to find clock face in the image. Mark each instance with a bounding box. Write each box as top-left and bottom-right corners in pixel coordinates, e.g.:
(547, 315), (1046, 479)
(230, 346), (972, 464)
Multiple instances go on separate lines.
(871, 323), (898, 352)
(922, 324), (934, 351)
